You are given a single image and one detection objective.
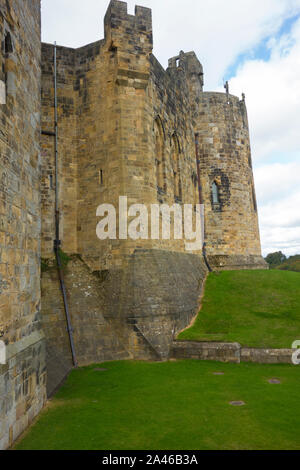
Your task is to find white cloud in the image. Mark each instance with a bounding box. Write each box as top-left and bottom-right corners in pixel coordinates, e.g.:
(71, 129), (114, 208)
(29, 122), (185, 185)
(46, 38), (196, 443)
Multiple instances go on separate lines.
(41, 0), (300, 87)
(229, 17), (300, 256)
(254, 163), (300, 256)
(229, 16), (300, 162)
(255, 162), (300, 204)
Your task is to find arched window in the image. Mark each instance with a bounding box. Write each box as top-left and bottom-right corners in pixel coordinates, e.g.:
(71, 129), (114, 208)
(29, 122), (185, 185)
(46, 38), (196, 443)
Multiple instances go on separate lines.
(154, 118), (165, 191)
(212, 181), (220, 204)
(171, 134), (181, 200)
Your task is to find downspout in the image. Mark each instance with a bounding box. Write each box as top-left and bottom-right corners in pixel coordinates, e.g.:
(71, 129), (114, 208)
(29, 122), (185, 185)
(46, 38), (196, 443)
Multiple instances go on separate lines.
(53, 42), (78, 367)
(195, 133), (213, 272)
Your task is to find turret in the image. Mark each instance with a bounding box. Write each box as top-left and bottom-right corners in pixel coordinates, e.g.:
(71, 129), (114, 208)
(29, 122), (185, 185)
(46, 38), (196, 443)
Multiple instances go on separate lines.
(104, 0), (153, 89)
(168, 50), (204, 94)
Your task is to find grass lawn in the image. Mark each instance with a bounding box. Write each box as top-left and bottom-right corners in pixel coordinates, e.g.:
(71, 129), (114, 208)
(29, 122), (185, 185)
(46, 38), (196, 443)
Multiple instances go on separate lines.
(178, 270), (300, 348)
(15, 360), (300, 450)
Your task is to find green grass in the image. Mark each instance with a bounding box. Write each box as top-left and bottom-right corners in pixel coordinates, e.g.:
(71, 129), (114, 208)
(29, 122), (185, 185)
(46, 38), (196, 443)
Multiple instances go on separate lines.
(178, 270), (300, 348)
(15, 360), (300, 450)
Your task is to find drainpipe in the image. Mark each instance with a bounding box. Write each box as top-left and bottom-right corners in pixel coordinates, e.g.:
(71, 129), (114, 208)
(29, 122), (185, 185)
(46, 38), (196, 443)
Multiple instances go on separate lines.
(195, 133), (212, 272)
(53, 42), (78, 367)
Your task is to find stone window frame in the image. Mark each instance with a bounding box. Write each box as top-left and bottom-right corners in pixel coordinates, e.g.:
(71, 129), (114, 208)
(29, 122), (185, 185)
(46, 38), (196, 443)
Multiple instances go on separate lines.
(211, 180), (221, 210)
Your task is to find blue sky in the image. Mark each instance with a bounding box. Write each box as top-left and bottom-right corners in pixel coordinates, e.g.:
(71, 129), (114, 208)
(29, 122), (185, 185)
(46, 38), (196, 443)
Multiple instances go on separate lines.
(42, 0), (300, 256)
(225, 14), (300, 80)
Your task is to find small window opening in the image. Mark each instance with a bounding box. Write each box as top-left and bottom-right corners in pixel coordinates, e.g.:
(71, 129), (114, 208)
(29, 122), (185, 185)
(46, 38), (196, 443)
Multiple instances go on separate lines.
(5, 32), (13, 55)
(252, 186), (257, 212)
(108, 41), (117, 54)
(49, 174), (53, 190)
(172, 134), (181, 200)
(192, 173), (199, 210)
(212, 181), (220, 204)
(154, 118), (165, 193)
(156, 159), (163, 190)
(99, 169), (103, 185)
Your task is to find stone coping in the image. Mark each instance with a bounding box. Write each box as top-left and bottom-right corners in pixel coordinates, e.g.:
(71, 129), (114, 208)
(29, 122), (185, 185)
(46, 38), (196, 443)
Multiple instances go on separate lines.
(171, 340), (294, 364)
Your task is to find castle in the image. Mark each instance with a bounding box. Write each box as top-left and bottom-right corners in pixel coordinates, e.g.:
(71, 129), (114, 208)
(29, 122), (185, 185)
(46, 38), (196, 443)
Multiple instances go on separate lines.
(0, 0), (266, 449)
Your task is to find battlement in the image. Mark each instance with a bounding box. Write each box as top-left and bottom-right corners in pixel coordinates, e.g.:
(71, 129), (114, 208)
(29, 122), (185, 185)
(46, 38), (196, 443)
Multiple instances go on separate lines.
(104, 0), (153, 87)
(104, 0), (152, 35)
(168, 50), (204, 93)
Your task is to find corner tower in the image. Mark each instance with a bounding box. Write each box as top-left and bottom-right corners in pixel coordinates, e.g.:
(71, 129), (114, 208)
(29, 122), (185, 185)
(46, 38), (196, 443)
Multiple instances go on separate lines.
(177, 51), (267, 270)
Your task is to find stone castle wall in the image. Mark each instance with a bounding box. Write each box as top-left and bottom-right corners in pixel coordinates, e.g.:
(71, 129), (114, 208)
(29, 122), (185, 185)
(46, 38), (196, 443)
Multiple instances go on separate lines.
(0, 0), (46, 450)
(39, 0), (265, 391)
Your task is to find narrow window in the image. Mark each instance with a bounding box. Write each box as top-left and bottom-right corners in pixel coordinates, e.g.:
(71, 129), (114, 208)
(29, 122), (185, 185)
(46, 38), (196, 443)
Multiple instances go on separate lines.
(99, 169), (103, 185)
(155, 159), (162, 189)
(193, 174), (199, 207)
(252, 186), (257, 212)
(154, 118), (165, 192)
(49, 174), (53, 189)
(212, 181), (220, 204)
(172, 134), (181, 200)
(5, 32), (13, 55)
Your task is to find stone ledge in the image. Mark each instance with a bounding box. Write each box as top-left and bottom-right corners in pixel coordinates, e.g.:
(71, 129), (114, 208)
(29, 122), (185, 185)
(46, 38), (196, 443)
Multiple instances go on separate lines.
(5, 330), (45, 362)
(171, 341), (241, 363)
(241, 348), (294, 364)
(171, 341), (294, 364)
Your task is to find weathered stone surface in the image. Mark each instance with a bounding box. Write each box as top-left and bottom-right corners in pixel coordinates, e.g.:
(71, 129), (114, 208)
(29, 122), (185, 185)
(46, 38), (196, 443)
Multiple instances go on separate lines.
(42, 251), (207, 392)
(241, 348), (294, 364)
(0, 0), (46, 450)
(0, 80), (5, 104)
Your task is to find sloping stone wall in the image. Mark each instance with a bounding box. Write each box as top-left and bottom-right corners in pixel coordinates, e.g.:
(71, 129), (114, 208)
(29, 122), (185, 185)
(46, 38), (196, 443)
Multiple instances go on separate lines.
(42, 251), (207, 394)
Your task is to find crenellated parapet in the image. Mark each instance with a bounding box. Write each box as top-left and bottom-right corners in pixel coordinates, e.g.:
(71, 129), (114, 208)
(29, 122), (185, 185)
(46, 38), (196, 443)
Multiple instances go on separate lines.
(104, 0), (153, 89)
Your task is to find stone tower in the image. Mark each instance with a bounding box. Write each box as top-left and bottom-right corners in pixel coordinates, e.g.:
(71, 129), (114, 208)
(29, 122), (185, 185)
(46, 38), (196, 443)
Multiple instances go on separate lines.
(172, 51), (265, 270)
